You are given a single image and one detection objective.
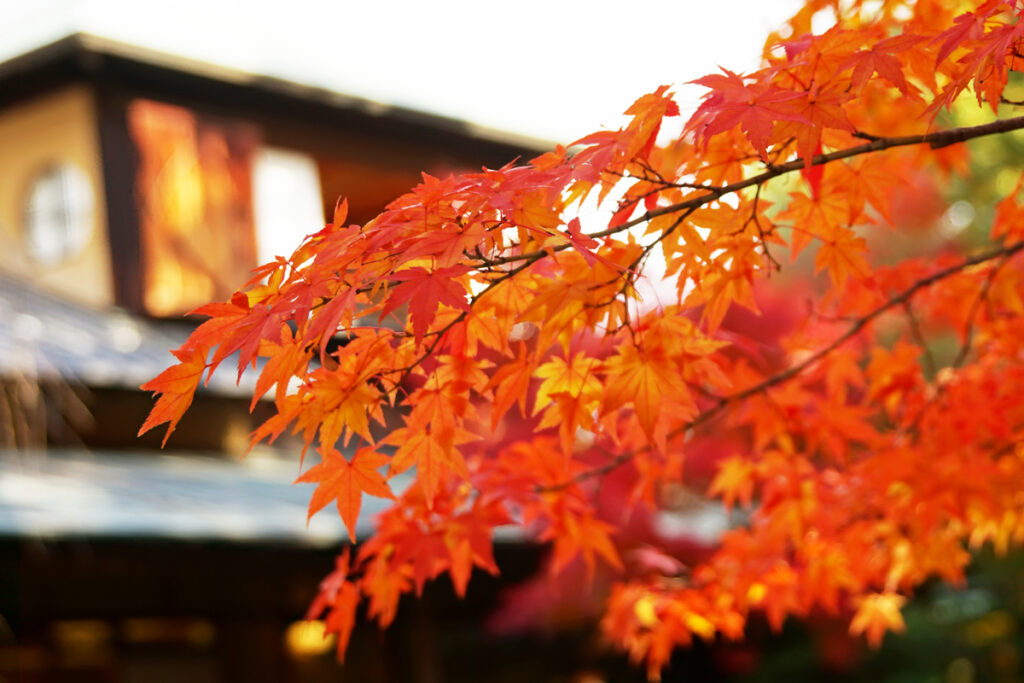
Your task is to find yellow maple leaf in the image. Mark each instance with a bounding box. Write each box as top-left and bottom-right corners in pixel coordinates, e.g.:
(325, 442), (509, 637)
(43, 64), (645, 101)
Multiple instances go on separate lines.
(849, 592), (906, 647)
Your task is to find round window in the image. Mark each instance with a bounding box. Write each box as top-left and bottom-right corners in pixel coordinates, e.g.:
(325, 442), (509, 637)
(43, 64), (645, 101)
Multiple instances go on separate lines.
(23, 163), (95, 265)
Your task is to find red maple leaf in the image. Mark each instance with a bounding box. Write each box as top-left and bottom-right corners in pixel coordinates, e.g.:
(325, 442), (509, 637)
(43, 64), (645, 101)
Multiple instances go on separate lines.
(687, 68), (808, 160)
(381, 265), (471, 341)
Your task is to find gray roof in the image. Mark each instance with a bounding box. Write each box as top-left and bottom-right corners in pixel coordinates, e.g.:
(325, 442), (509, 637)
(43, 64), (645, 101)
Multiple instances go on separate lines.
(0, 448), (405, 544)
(0, 446), (720, 546)
(0, 273), (255, 395)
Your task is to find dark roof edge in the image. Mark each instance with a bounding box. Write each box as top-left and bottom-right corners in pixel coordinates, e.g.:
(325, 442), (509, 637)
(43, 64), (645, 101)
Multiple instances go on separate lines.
(0, 32), (554, 154)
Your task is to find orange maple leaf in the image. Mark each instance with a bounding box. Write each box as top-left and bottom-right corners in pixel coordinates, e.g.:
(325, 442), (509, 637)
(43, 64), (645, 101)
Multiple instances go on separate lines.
(137, 344), (208, 445)
(602, 346), (694, 440)
(296, 447), (396, 542)
(708, 456), (757, 513)
(386, 428), (469, 507)
(849, 592), (907, 647)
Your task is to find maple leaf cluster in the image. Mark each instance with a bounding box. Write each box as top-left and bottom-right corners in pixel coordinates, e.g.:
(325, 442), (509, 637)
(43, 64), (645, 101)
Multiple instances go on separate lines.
(142, 0), (1024, 677)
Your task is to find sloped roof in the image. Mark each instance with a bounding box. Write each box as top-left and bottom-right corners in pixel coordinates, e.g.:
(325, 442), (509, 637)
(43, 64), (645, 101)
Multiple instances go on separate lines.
(0, 33), (549, 160)
(0, 272), (253, 395)
(0, 448), (401, 543)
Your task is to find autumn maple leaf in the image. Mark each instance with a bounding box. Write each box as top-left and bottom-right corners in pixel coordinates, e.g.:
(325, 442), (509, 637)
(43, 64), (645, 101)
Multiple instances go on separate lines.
(544, 506), (624, 577)
(137, 344), (208, 445)
(306, 548), (361, 661)
(534, 353), (603, 454)
(296, 447), (396, 542)
(849, 592), (907, 647)
(386, 427), (470, 507)
(139, 3), (1024, 676)
(488, 344), (535, 428)
(708, 455), (756, 513)
(565, 217), (617, 270)
(841, 34), (925, 96)
(381, 265), (471, 341)
(687, 68), (808, 161)
(814, 225), (870, 289)
(602, 345), (695, 440)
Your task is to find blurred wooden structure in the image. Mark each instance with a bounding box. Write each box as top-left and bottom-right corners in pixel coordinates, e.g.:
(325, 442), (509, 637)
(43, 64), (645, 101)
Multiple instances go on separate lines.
(0, 34), (556, 682)
(0, 32), (540, 316)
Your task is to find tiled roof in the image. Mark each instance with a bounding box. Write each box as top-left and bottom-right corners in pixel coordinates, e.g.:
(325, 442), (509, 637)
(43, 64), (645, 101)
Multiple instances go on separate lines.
(0, 448), (401, 543)
(0, 273), (255, 395)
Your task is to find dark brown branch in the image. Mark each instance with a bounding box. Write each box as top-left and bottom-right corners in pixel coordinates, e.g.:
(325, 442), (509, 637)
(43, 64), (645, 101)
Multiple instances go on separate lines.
(382, 252), (545, 381)
(902, 301), (937, 377)
(480, 115), (1024, 269)
(612, 115), (1024, 234)
(952, 252), (1008, 368)
(538, 240), (1024, 492)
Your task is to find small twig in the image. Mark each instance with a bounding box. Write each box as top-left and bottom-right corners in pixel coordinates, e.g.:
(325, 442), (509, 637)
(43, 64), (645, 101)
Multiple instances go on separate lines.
(743, 183), (781, 272)
(613, 115), (1024, 234)
(456, 116), (1024, 275)
(902, 301), (937, 377)
(952, 253), (1008, 368)
(538, 240), (1024, 492)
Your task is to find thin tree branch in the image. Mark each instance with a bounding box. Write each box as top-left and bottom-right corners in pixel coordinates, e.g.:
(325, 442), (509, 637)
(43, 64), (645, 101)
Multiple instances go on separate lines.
(479, 115), (1024, 269)
(902, 301), (937, 377)
(952, 253), (1007, 368)
(611, 115), (1024, 235)
(538, 240), (1024, 492)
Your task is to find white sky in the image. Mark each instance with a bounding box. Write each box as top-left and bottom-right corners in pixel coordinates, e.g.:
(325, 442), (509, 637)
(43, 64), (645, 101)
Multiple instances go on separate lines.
(0, 0), (801, 143)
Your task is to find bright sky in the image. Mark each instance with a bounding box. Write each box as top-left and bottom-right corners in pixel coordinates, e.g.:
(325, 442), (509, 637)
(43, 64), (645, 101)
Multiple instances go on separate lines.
(0, 0), (801, 143)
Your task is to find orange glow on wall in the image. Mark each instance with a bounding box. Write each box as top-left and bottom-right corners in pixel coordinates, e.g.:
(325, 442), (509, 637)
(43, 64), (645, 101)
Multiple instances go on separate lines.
(128, 100), (258, 317)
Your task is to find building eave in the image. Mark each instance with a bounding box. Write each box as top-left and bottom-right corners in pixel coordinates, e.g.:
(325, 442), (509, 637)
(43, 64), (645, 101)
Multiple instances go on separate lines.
(0, 33), (552, 159)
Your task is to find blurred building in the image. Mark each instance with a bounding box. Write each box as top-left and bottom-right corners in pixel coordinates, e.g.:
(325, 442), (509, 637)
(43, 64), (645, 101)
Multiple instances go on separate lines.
(0, 33), (549, 682)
